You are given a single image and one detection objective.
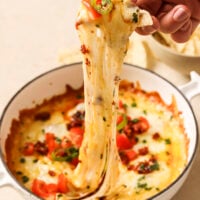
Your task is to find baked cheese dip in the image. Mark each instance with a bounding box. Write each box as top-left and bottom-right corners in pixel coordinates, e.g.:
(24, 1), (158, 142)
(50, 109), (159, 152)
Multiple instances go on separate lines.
(6, 81), (188, 200)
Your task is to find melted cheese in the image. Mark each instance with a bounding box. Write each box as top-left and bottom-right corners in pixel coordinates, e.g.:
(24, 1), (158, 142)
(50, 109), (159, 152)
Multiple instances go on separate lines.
(72, 0), (152, 197)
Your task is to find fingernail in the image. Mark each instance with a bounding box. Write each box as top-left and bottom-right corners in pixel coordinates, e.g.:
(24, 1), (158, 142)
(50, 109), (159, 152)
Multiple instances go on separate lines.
(173, 8), (190, 22)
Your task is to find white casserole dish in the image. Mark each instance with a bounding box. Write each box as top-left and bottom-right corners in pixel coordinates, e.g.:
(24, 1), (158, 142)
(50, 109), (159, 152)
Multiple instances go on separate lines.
(0, 63), (199, 200)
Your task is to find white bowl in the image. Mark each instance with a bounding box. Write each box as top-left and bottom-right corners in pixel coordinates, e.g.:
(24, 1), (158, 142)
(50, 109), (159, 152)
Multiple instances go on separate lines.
(0, 63), (199, 200)
(147, 33), (200, 75)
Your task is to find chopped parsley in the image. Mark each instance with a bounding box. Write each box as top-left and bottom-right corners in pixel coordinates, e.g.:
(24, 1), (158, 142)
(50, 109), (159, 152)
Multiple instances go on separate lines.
(20, 158), (26, 163)
(76, 94), (83, 99)
(131, 102), (137, 107)
(51, 147), (79, 162)
(132, 11), (139, 23)
(57, 194), (63, 198)
(165, 138), (171, 145)
(136, 176), (152, 191)
(132, 118), (139, 123)
(22, 175), (29, 183)
(16, 171), (22, 175)
(142, 139), (147, 144)
(143, 110), (147, 115)
(33, 159), (38, 163)
(149, 161), (160, 171)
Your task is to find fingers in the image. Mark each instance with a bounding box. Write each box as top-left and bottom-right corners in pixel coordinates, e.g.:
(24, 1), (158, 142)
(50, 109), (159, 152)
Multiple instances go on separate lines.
(158, 4), (191, 33)
(134, 0), (200, 42)
(171, 19), (199, 42)
(170, 20), (192, 42)
(134, 0), (162, 15)
(157, 4), (193, 42)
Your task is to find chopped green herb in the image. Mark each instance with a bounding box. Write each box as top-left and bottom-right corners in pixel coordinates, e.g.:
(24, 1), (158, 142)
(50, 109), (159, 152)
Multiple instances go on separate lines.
(137, 182), (147, 189)
(33, 159), (38, 163)
(20, 158), (26, 163)
(142, 139), (147, 143)
(22, 175), (29, 183)
(51, 147), (79, 162)
(132, 118), (139, 123)
(143, 110), (147, 115)
(150, 161), (160, 171)
(57, 194), (63, 198)
(165, 138), (171, 145)
(132, 12), (138, 23)
(16, 171), (22, 175)
(56, 137), (62, 143)
(131, 102), (137, 107)
(137, 182), (152, 191)
(76, 94), (83, 99)
(138, 176), (145, 181)
(117, 115), (128, 131)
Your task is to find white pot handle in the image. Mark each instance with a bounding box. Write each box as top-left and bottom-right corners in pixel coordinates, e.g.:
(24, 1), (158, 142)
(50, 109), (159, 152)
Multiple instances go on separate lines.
(179, 71), (200, 101)
(0, 158), (14, 187)
(0, 158), (40, 200)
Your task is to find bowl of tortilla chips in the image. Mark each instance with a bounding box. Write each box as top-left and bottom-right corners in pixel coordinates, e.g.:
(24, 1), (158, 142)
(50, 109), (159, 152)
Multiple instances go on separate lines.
(147, 25), (200, 75)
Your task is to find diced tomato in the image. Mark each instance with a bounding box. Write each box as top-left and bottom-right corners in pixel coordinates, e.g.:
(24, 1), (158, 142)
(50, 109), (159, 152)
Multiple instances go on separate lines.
(32, 179), (59, 198)
(82, 0), (102, 20)
(124, 150), (138, 161)
(116, 133), (134, 150)
(45, 133), (60, 153)
(32, 179), (49, 198)
(138, 147), (149, 156)
(120, 149), (138, 165)
(117, 115), (123, 125)
(130, 137), (138, 146)
(46, 183), (58, 194)
(97, 0), (102, 4)
(118, 100), (124, 109)
(69, 127), (84, 148)
(45, 133), (55, 142)
(61, 137), (73, 149)
(22, 142), (35, 156)
(132, 116), (150, 134)
(57, 173), (69, 193)
(71, 157), (80, 167)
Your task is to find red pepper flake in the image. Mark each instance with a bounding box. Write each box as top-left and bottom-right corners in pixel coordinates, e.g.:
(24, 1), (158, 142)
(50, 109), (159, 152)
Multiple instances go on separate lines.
(48, 170), (56, 177)
(138, 147), (149, 156)
(153, 132), (161, 140)
(134, 157), (160, 174)
(81, 45), (90, 54)
(85, 58), (91, 66)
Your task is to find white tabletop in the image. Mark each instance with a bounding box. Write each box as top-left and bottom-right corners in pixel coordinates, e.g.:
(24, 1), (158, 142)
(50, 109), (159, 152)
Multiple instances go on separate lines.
(0, 1), (199, 200)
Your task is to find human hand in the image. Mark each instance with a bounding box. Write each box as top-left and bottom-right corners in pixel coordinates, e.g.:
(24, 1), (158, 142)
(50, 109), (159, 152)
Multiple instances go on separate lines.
(134, 0), (200, 43)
